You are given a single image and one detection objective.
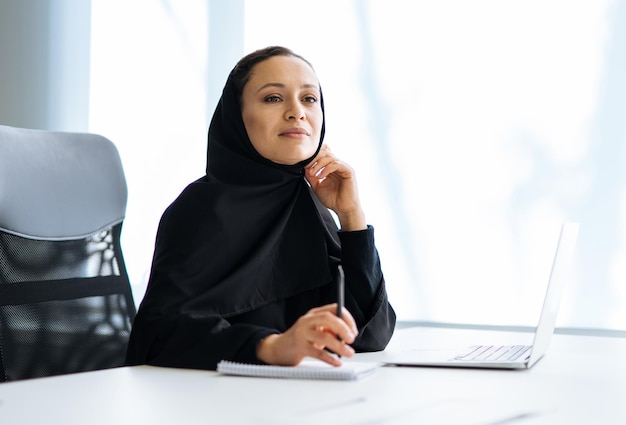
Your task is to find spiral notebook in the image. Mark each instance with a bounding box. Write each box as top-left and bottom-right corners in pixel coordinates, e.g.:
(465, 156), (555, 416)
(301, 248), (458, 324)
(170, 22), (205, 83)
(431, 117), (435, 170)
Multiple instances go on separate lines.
(217, 359), (379, 381)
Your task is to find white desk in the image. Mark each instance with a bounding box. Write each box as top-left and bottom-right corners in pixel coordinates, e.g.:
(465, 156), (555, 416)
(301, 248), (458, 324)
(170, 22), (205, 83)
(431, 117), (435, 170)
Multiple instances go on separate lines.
(1, 325), (625, 424)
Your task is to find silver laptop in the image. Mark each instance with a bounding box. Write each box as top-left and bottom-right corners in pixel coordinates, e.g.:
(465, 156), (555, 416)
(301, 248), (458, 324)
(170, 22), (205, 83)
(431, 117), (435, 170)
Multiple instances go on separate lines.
(384, 222), (579, 370)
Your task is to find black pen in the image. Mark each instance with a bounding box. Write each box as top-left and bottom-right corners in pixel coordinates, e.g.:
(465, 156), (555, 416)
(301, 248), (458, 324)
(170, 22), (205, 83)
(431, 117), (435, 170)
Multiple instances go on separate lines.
(337, 265), (345, 321)
(336, 265), (345, 356)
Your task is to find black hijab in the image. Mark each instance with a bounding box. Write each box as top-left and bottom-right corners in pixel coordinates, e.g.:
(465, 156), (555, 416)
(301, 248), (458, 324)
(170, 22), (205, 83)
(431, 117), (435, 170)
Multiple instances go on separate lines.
(141, 55), (340, 320)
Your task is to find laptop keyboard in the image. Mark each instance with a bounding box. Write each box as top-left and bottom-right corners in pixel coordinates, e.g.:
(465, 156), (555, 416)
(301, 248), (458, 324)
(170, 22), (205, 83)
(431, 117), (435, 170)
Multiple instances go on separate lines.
(453, 345), (532, 362)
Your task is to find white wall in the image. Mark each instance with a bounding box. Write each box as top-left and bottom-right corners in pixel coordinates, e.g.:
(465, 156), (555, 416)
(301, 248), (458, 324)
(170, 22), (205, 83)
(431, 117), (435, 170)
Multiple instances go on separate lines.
(0, 0), (91, 132)
(89, 0), (244, 300)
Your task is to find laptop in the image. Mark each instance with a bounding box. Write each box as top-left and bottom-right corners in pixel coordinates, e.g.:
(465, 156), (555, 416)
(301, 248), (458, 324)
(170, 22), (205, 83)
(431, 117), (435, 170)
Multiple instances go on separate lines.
(383, 222), (579, 370)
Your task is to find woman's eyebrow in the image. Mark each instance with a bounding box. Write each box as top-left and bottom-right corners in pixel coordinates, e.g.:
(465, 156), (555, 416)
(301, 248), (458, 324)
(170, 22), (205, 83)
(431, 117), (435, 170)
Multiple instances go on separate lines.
(256, 82), (319, 93)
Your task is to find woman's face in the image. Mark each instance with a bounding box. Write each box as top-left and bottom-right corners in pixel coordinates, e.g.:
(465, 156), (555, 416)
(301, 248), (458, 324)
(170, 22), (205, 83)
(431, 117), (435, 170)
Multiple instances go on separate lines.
(241, 55), (323, 165)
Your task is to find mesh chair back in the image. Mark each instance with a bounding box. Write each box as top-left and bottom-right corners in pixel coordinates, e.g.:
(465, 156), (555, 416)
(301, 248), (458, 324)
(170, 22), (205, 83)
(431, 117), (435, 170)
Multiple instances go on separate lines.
(0, 125), (136, 382)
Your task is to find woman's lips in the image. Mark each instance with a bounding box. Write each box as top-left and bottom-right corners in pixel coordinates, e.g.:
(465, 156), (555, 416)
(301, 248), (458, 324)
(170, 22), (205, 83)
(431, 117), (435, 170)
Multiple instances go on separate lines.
(280, 127), (310, 137)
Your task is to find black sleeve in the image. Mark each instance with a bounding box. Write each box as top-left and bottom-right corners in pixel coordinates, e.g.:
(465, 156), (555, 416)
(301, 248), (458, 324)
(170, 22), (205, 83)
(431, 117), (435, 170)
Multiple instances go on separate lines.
(338, 225), (396, 352)
(126, 312), (278, 370)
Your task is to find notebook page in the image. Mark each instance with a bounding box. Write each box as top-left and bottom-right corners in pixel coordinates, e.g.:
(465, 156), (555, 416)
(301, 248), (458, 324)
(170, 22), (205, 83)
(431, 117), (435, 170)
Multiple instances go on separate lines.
(217, 358), (379, 381)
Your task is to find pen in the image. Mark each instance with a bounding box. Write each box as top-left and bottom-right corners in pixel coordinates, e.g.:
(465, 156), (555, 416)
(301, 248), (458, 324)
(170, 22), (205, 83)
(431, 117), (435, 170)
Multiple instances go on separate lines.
(336, 265), (345, 357)
(337, 265), (345, 322)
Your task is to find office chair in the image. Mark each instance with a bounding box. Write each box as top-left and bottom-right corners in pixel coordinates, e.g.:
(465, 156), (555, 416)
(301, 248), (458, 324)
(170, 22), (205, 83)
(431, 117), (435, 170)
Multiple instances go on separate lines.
(0, 125), (136, 382)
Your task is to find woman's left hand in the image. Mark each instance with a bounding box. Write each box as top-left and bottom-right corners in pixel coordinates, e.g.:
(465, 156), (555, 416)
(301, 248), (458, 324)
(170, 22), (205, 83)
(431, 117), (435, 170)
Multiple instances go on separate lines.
(305, 145), (367, 231)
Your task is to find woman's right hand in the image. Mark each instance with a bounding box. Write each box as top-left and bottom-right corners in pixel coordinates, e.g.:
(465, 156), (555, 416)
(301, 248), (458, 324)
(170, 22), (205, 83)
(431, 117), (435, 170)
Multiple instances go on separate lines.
(256, 304), (358, 367)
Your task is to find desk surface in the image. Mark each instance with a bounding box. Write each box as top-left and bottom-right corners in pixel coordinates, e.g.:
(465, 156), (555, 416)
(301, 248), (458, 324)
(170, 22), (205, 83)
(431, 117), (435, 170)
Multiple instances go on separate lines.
(1, 325), (625, 424)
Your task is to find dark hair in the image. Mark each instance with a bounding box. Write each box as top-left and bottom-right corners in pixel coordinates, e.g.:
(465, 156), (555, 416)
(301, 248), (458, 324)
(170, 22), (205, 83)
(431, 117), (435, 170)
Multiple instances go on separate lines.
(230, 46), (314, 101)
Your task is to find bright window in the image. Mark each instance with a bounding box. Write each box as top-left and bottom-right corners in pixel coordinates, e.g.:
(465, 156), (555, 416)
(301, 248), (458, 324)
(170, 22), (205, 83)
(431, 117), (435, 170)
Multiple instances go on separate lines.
(90, 0), (626, 330)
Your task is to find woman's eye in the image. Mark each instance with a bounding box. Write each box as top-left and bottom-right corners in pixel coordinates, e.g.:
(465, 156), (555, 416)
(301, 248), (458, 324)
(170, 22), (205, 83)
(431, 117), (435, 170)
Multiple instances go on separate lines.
(264, 95), (281, 103)
(303, 96), (318, 103)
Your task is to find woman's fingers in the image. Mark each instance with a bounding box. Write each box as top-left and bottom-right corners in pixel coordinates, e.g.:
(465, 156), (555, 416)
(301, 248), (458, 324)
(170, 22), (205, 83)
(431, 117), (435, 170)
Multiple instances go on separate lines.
(304, 145), (364, 228)
(299, 305), (358, 362)
(307, 306), (358, 357)
(306, 145), (345, 180)
(307, 158), (349, 182)
(308, 304), (358, 342)
(305, 325), (355, 363)
(337, 305), (359, 336)
(257, 303), (359, 367)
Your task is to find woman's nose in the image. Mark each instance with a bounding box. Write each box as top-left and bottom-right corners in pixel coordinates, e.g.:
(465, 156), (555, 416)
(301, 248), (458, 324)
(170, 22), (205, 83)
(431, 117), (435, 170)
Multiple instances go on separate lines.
(285, 100), (305, 120)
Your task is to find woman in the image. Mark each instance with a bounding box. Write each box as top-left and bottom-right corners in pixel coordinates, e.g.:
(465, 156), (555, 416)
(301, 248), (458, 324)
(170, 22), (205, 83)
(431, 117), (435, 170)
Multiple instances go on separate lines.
(126, 46), (395, 370)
